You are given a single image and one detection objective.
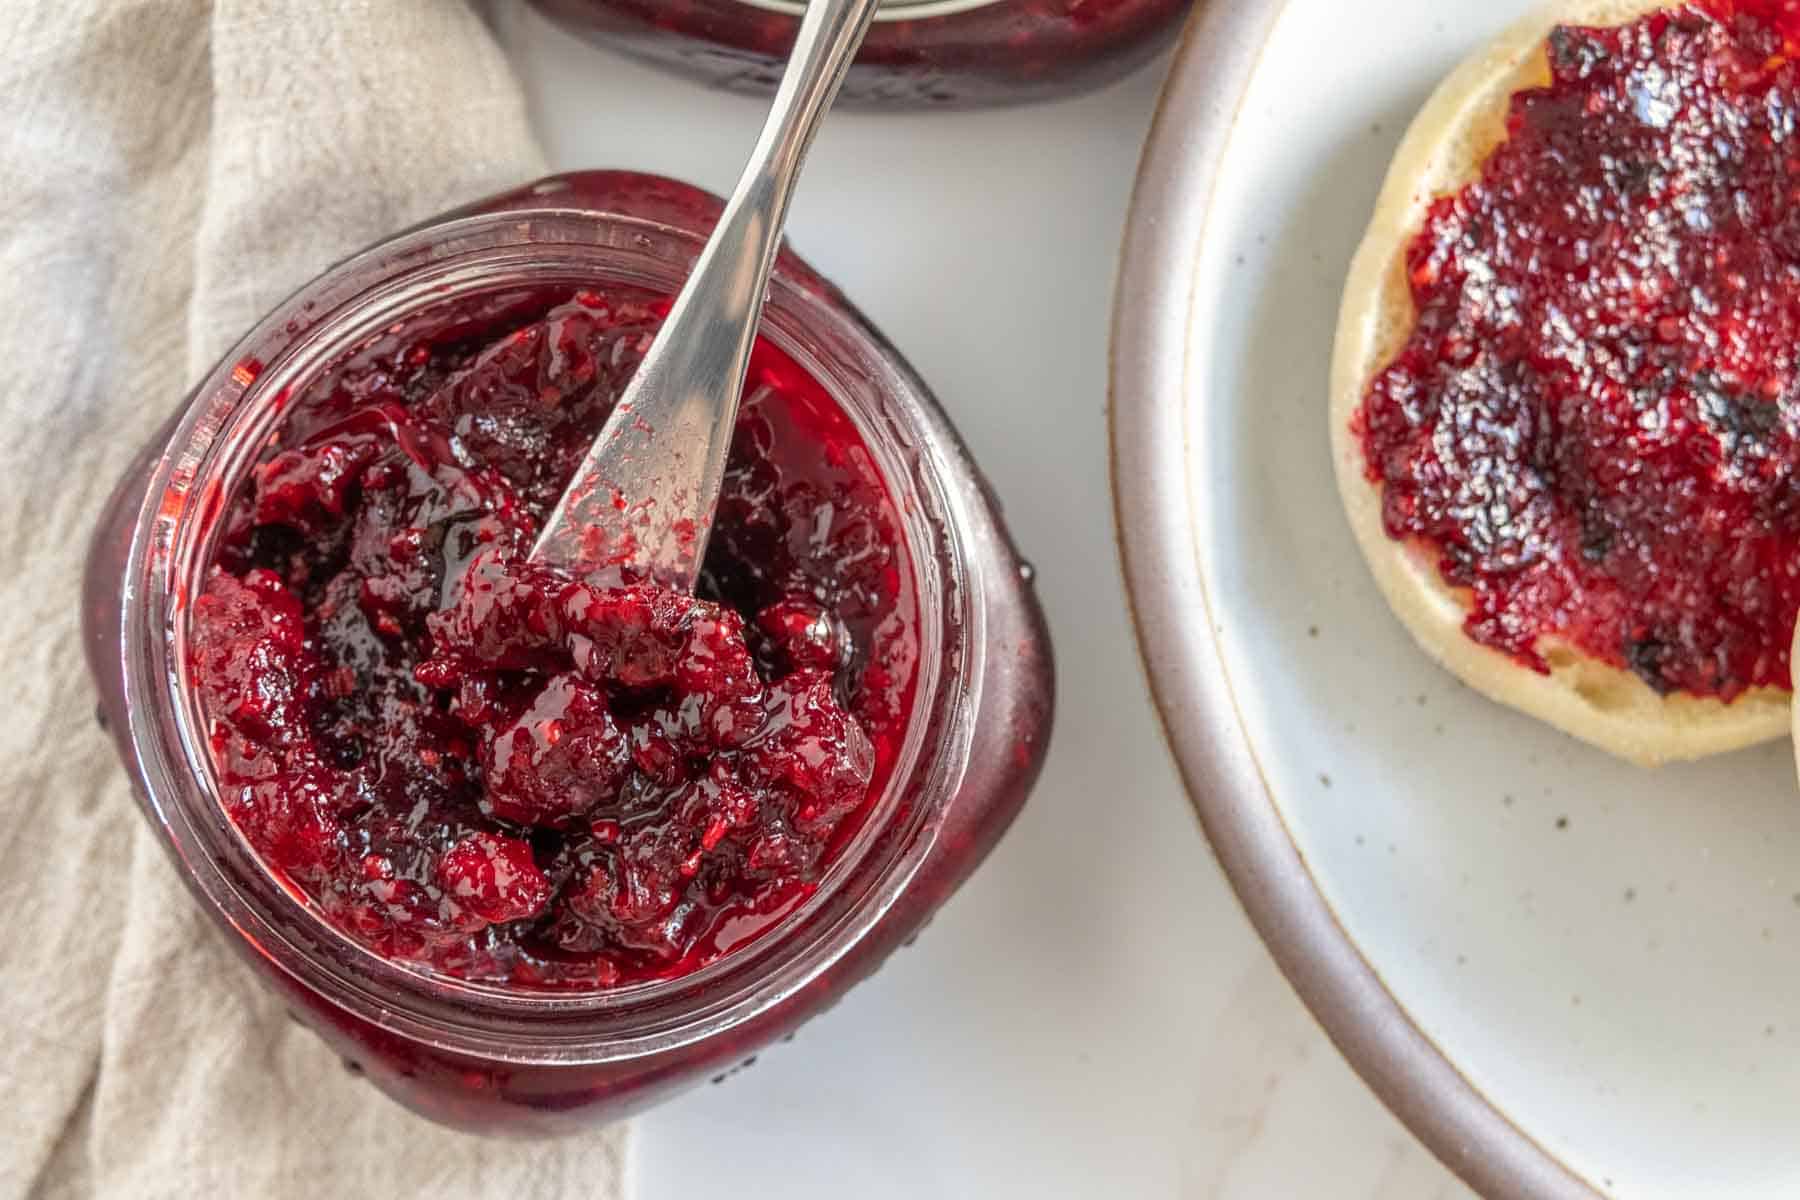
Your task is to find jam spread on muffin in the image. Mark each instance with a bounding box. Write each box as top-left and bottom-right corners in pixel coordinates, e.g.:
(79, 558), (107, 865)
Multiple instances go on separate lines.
(1356, 1), (1800, 698)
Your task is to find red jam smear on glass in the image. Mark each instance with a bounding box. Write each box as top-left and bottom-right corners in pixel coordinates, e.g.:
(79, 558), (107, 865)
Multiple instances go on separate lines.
(190, 286), (919, 988)
(1357, 1), (1800, 699)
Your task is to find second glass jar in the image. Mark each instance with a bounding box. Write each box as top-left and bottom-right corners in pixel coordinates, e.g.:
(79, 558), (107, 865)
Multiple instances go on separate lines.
(528, 0), (1193, 107)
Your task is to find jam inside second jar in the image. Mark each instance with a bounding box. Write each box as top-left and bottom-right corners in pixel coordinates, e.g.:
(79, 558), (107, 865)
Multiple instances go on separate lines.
(189, 284), (921, 989)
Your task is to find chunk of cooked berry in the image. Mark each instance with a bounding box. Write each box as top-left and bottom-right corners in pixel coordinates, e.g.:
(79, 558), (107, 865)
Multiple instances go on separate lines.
(561, 581), (696, 688)
(755, 594), (847, 672)
(559, 846), (689, 961)
(251, 438), (381, 536)
(676, 608), (767, 746)
(437, 831), (551, 926)
(421, 546), (565, 679)
(481, 673), (630, 826)
(751, 669), (874, 831)
(221, 759), (349, 885)
(192, 569), (317, 745)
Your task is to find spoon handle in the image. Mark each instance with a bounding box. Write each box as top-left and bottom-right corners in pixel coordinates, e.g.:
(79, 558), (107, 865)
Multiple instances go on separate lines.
(532, 0), (882, 587)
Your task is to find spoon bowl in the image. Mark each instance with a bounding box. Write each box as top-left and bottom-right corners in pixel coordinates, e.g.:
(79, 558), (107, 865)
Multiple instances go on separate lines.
(531, 0), (882, 589)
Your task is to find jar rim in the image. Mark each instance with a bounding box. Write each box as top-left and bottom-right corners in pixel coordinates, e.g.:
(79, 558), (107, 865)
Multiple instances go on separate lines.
(116, 205), (983, 1063)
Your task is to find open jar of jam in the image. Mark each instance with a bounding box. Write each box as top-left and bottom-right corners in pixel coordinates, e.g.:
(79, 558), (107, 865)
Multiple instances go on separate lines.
(83, 170), (1053, 1133)
(527, 0), (1192, 107)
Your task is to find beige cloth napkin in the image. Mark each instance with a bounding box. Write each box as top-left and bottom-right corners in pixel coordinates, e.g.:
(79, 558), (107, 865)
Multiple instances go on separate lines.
(1, 2), (631, 1195)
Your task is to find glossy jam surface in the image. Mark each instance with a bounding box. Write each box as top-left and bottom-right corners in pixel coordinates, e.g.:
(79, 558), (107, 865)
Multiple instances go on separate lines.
(191, 286), (919, 988)
(1357, 2), (1800, 699)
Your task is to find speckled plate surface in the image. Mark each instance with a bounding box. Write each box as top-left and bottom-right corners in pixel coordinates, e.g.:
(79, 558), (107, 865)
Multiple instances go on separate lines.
(1110, 3), (1800, 1197)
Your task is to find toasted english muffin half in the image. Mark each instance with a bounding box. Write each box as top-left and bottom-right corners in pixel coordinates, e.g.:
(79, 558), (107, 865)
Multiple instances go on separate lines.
(1329, 0), (1791, 767)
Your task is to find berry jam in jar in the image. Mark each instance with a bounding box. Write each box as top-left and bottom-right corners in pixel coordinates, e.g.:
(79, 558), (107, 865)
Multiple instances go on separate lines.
(192, 282), (919, 990)
(527, 0), (1191, 107)
(84, 171), (1053, 1132)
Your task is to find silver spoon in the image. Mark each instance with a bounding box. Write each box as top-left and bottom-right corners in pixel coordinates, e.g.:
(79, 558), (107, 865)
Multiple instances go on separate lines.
(530, 0), (882, 589)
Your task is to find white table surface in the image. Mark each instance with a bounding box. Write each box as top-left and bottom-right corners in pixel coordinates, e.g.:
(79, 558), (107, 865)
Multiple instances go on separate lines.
(499, 8), (1471, 1196)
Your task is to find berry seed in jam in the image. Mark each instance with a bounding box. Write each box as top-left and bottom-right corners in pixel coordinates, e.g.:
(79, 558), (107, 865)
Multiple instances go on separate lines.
(190, 285), (919, 989)
(1357, 1), (1800, 700)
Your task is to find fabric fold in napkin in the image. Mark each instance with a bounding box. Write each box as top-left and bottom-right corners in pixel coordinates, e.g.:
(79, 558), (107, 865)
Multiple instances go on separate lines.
(1, 2), (631, 1195)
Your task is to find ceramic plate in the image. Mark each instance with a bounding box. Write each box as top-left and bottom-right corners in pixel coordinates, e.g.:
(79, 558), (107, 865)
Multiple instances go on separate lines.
(1111, 3), (1800, 1197)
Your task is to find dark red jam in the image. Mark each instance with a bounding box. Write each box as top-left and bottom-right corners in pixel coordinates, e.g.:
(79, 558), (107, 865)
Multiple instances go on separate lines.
(190, 285), (919, 988)
(1356, 1), (1800, 699)
(529, 0), (1189, 107)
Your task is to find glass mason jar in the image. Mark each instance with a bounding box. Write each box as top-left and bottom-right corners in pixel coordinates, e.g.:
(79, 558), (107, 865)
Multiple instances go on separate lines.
(527, 0), (1192, 107)
(83, 170), (1054, 1134)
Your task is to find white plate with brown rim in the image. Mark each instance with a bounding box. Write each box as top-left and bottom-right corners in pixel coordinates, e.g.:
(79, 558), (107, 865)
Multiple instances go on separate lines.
(1110, 2), (1800, 1197)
